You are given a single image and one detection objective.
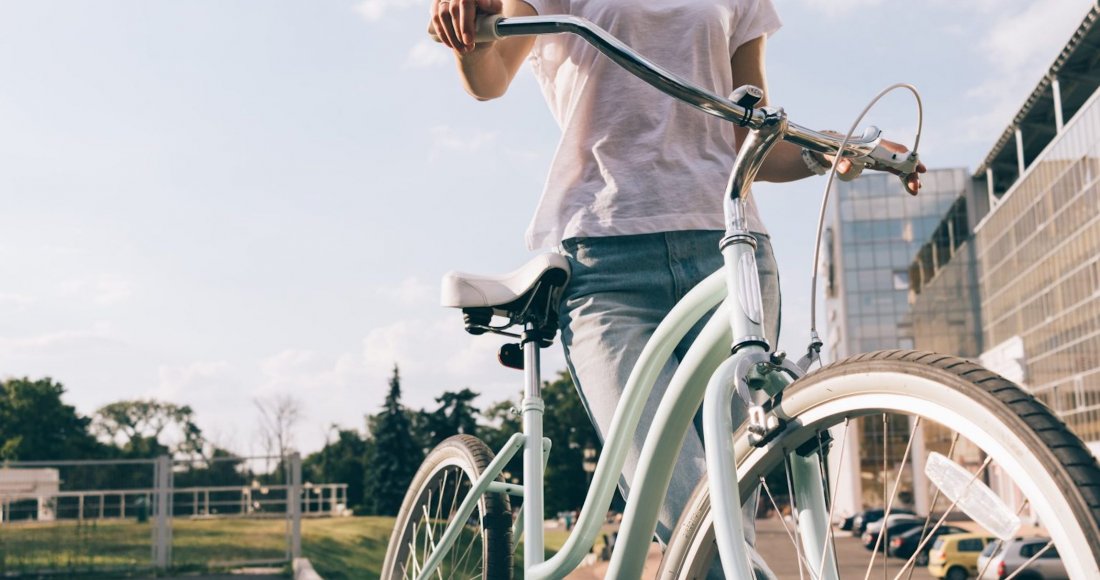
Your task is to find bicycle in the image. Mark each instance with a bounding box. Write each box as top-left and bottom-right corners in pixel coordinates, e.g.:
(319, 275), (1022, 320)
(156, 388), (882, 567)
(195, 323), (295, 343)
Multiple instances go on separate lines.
(381, 14), (1100, 580)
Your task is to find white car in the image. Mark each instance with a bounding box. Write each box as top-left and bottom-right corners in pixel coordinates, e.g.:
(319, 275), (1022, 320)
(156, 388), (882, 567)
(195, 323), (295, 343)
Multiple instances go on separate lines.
(977, 537), (1067, 580)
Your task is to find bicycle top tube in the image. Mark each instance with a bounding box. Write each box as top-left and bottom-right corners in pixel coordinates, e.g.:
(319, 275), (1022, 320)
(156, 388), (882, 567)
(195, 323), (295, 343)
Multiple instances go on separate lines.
(488, 15), (881, 159)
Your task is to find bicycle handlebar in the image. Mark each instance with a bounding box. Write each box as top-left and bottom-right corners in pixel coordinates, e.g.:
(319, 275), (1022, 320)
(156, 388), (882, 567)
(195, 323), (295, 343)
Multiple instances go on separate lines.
(431, 14), (920, 176)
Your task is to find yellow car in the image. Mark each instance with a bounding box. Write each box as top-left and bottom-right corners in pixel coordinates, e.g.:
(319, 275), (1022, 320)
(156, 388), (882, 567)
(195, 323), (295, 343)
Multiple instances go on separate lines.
(928, 532), (998, 579)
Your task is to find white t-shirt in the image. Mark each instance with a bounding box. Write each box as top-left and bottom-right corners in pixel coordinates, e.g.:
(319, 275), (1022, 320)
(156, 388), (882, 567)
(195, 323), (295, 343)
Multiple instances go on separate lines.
(521, 0), (782, 250)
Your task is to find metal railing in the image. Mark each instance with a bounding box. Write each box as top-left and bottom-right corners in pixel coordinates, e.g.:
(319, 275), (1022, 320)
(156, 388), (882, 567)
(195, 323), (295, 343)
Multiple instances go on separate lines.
(0, 453), (348, 575)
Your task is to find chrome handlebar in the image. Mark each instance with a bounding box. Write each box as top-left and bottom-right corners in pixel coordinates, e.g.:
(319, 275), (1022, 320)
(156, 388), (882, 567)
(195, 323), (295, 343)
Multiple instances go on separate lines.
(483, 15), (911, 169)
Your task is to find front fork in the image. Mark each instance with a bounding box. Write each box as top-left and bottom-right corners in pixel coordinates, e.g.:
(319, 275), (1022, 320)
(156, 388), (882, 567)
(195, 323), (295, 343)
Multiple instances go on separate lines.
(705, 99), (838, 578)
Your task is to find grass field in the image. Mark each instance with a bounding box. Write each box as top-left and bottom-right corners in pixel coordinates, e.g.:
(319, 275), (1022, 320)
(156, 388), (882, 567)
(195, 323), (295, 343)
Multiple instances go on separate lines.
(0, 516), (570, 577)
(303, 516), (572, 579)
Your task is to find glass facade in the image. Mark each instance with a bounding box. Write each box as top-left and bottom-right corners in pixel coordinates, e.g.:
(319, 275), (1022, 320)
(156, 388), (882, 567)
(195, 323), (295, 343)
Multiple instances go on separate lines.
(823, 169), (968, 511)
(824, 169), (967, 359)
(975, 91), (1100, 449)
(909, 195), (985, 359)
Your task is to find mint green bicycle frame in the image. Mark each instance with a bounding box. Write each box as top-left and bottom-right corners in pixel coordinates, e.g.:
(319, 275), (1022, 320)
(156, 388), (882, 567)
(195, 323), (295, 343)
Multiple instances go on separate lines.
(414, 14), (895, 580)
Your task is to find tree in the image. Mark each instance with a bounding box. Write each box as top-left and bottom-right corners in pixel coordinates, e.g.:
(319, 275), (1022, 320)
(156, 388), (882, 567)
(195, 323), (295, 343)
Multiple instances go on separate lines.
(0, 377), (101, 460)
(363, 365), (423, 516)
(421, 388), (481, 447)
(253, 394), (303, 458)
(303, 427), (368, 510)
(94, 399), (204, 458)
(480, 399), (522, 483)
(540, 371), (601, 518)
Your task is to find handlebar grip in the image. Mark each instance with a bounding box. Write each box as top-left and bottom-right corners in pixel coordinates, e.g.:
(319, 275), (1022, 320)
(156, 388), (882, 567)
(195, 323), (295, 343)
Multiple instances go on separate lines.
(428, 13), (504, 44)
(867, 143), (920, 175)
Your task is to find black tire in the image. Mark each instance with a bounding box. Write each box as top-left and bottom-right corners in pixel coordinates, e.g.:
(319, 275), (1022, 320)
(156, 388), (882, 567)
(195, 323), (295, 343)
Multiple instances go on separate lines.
(659, 351), (1100, 579)
(915, 551), (928, 566)
(945, 565), (968, 580)
(381, 435), (513, 579)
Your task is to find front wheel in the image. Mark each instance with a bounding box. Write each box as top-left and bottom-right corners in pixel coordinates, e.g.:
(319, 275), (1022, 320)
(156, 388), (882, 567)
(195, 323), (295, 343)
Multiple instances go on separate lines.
(660, 351), (1100, 579)
(381, 435), (513, 580)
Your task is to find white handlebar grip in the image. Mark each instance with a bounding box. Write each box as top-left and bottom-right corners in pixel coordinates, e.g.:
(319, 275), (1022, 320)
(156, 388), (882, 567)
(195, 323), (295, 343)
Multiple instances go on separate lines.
(428, 13), (504, 44)
(868, 143), (920, 175)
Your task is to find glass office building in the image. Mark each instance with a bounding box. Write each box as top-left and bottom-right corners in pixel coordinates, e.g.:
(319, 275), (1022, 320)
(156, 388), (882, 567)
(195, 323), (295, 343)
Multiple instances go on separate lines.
(906, 4), (1100, 518)
(976, 94), (1100, 451)
(822, 169), (967, 513)
(909, 5), (1100, 459)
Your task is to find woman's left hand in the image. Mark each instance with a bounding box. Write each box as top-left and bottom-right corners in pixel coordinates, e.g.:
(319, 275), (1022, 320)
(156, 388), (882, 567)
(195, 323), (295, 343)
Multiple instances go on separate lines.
(835, 138), (926, 195)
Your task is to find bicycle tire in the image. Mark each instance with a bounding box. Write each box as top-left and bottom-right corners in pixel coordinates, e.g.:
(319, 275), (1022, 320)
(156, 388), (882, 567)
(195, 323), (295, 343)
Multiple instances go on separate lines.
(659, 350), (1100, 579)
(381, 434), (513, 580)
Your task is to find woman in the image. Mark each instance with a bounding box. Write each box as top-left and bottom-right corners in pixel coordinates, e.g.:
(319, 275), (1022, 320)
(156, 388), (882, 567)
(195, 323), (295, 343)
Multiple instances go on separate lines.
(429, 0), (923, 547)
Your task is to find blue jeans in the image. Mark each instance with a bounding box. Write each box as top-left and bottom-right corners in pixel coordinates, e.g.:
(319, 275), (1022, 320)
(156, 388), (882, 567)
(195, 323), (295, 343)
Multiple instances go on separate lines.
(558, 230), (781, 544)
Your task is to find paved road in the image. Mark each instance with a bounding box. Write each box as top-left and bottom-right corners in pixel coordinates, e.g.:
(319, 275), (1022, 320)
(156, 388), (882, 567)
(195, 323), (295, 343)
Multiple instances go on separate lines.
(756, 517), (935, 579)
(566, 516), (936, 579)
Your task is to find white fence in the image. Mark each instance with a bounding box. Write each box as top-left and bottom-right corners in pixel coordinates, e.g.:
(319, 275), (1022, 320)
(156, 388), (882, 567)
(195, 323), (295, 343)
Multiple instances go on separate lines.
(0, 454), (348, 574)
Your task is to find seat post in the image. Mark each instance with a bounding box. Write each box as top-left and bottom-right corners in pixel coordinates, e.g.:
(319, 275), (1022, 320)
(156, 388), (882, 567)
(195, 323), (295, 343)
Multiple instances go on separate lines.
(521, 323), (546, 568)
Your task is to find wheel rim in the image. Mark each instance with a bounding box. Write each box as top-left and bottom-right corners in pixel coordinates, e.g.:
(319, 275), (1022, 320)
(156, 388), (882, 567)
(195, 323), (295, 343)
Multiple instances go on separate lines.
(395, 458), (488, 579)
(669, 369), (1099, 580)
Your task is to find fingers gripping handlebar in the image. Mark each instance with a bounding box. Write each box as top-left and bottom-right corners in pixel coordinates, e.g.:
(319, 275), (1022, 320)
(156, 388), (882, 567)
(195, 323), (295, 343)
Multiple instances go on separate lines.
(430, 14), (922, 178)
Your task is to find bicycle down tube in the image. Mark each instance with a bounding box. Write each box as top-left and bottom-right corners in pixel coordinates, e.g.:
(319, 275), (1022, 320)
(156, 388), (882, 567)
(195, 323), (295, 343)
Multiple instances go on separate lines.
(415, 14), (909, 580)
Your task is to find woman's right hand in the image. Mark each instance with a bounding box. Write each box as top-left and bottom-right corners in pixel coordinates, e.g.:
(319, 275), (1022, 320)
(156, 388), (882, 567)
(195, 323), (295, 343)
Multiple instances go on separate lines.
(430, 0), (503, 54)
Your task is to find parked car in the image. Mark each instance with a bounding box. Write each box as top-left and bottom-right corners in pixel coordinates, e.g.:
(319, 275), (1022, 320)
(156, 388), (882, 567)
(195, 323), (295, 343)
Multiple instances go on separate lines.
(853, 507), (916, 534)
(976, 537), (1067, 580)
(929, 533), (998, 580)
(888, 524), (970, 565)
(837, 512), (857, 531)
(861, 514), (924, 551)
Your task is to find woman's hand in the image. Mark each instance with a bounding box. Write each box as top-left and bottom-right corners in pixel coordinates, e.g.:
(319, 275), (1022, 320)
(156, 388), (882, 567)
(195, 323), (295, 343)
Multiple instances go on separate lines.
(430, 0), (502, 54)
(830, 138), (926, 196)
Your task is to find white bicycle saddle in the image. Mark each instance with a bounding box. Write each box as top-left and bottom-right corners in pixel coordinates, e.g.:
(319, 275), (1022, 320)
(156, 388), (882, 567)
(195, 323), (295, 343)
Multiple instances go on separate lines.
(441, 253), (570, 311)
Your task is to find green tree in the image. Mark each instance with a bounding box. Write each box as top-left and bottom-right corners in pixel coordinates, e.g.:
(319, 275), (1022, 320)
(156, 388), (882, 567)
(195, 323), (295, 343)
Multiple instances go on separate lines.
(0, 377), (100, 460)
(303, 427), (368, 511)
(477, 372), (601, 518)
(363, 365), (423, 516)
(93, 399), (204, 458)
(422, 388), (481, 447)
(540, 371), (601, 518)
(480, 399), (522, 483)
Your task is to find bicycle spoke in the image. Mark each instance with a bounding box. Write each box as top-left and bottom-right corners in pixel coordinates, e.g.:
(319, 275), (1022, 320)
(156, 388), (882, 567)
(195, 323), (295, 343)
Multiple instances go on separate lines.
(892, 456), (993, 580)
(905, 432), (959, 580)
(433, 470), (448, 549)
(865, 416), (921, 580)
(815, 419), (850, 580)
(761, 474), (814, 579)
(453, 518), (483, 576)
(448, 470), (463, 574)
(975, 499), (1030, 580)
(1003, 540), (1054, 580)
(420, 504), (443, 576)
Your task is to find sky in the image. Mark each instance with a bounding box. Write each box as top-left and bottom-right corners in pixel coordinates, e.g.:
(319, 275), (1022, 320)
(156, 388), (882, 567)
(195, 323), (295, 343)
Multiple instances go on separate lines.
(0, 0), (1095, 456)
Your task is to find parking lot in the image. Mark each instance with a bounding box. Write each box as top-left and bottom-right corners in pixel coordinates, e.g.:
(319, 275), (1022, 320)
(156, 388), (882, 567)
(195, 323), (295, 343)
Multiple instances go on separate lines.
(755, 517), (936, 579)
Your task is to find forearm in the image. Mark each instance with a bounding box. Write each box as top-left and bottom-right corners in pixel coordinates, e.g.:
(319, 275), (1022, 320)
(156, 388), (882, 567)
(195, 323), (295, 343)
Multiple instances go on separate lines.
(756, 140), (817, 183)
(455, 44), (514, 100)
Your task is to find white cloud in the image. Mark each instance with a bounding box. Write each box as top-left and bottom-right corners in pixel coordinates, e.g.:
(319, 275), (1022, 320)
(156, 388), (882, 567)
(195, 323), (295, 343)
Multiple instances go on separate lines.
(355, 0), (426, 22)
(157, 360), (235, 401)
(962, 0), (1093, 140)
(374, 276), (437, 308)
(794, 0), (883, 17)
(59, 275), (134, 305)
(0, 292), (35, 309)
(0, 323), (118, 353)
(405, 39), (451, 69)
(429, 125), (498, 159)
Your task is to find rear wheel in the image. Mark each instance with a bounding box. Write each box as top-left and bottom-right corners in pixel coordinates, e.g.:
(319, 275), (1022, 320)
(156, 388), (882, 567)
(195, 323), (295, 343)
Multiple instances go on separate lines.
(660, 351), (1100, 579)
(381, 435), (513, 579)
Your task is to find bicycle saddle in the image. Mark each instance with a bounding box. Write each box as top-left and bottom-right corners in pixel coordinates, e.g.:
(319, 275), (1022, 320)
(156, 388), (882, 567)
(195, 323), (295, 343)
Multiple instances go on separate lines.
(441, 253), (570, 313)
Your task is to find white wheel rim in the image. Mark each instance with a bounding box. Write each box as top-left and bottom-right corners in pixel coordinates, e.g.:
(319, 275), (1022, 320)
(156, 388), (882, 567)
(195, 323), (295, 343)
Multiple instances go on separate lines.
(724, 371), (1099, 579)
